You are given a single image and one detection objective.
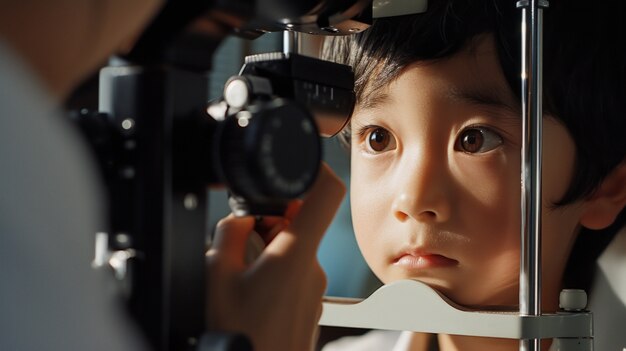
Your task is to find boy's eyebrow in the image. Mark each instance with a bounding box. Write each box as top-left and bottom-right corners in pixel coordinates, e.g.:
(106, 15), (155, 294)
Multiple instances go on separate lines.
(357, 84), (521, 121)
(358, 91), (391, 111)
(447, 85), (521, 118)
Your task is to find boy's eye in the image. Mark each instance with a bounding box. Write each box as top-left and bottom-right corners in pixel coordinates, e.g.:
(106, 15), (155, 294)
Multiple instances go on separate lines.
(457, 127), (503, 153)
(367, 127), (396, 153)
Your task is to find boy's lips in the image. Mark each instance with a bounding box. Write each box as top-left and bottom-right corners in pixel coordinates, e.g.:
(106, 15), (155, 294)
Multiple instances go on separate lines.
(393, 251), (459, 269)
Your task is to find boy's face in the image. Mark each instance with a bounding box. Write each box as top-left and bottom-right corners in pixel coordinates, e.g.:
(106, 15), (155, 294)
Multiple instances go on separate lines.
(350, 35), (584, 310)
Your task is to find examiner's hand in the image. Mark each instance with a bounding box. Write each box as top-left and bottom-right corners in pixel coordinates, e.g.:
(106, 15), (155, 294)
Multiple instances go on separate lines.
(206, 163), (346, 351)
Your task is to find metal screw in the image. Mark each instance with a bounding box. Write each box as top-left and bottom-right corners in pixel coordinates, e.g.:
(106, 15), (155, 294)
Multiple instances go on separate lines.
(124, 140), (136, 150)
(184, 193), (198, 210)
(121, 118), (135, 130)
(115, 233), (131, 247)
(119, 166), (135, 179)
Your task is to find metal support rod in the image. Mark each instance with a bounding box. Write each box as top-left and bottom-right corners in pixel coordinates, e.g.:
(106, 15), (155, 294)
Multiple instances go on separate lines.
(283, 30), (302, 54)
(517, 0), (548, 350)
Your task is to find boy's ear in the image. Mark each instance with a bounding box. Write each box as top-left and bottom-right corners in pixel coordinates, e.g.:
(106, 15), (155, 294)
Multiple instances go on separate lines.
(580, 162), (626, 230)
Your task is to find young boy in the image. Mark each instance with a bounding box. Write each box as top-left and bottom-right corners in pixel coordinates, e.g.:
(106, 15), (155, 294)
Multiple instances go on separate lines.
(320, 0), (626, 350)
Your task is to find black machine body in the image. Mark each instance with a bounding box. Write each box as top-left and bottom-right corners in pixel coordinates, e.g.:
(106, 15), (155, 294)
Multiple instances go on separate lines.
(67, 0), (380, 350)
(71, 47), (355, 351)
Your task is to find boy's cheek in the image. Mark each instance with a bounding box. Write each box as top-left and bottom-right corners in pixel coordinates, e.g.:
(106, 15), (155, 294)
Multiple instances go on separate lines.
(451, 254), (520, 307)
(541, 204), (583, 276)
(541, 119), (577, 203)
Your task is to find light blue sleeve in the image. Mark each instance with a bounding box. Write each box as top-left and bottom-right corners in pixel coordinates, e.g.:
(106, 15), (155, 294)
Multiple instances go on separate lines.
(0, 41), (146, 351)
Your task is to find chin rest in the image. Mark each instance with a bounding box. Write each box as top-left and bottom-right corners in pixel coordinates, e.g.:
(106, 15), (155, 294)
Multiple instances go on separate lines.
(588, 226), (626, 350)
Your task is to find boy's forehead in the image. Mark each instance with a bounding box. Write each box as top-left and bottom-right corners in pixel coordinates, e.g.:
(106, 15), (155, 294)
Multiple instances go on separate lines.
(357, 35), (519, 116)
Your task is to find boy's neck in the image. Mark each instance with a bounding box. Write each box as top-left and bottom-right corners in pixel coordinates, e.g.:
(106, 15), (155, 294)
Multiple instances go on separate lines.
(405, 333), (553, 351)
(437, 334), (516, 351)
(436, 334), (552, 351)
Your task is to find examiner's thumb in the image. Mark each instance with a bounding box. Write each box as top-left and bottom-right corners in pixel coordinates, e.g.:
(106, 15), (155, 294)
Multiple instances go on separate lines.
(207, 215), (256, 270)
(268, 163), (346, 257)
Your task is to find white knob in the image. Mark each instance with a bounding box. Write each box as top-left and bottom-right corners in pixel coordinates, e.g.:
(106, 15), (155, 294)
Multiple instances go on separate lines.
(224, 79), (250, 109)
(559, 289), (587, 311)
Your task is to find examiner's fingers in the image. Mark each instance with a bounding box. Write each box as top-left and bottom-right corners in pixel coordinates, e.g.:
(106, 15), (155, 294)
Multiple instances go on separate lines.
(253, 200), (303, 243)
(207, 215), (255, 269)
(267, 163), (346, 257)
(284, 199), (304, 221)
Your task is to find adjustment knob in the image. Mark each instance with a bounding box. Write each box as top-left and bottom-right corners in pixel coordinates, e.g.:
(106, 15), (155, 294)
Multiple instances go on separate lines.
(215, 98), (321, 215)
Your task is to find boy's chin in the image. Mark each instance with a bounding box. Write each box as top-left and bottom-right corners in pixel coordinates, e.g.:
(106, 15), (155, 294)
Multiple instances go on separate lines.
(405, 279), (519, 311)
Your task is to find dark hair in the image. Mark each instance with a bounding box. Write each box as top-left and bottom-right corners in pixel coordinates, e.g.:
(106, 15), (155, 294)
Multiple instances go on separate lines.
(323, 0), (626, 205)
(322, 0), (626, 291)
(322, 0), (521, 147)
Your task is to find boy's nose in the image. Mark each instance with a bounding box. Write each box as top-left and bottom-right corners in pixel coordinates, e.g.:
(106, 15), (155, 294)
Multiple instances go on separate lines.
(391, 153), (452, 224)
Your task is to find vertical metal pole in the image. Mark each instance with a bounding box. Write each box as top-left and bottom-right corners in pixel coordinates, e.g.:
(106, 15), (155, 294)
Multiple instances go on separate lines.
(283, 31), (302, 55)
(517, 0), (548, 350)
